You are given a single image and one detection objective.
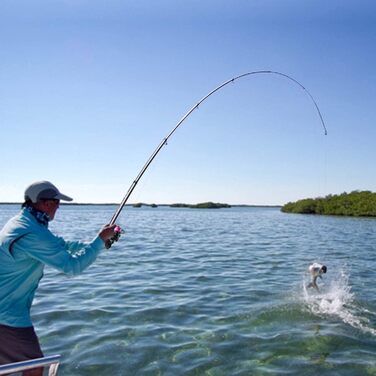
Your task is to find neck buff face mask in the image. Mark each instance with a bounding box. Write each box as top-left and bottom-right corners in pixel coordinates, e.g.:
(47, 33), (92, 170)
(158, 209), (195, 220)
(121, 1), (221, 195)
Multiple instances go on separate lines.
(25, 206), (50, 227)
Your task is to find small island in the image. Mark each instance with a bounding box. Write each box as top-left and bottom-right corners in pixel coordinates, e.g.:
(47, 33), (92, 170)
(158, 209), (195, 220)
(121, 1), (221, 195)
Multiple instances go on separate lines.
(171, 202), (231, 209)
(131, 202), (231, 209)
(133, 203), (158, 208)
(281, 191), (376, 217)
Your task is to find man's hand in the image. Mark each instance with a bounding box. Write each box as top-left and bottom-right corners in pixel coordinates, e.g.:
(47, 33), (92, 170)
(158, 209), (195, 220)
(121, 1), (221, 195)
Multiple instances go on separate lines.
(99, 224), (122, 244)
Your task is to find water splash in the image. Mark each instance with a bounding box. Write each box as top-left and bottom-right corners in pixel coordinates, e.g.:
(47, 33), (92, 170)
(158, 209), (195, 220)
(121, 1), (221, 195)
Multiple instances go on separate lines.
(302, 269), (376, 336)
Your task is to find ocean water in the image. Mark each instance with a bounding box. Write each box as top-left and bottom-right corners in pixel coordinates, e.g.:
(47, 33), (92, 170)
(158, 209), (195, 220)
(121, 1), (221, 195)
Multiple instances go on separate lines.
(0, 205), (375, 375)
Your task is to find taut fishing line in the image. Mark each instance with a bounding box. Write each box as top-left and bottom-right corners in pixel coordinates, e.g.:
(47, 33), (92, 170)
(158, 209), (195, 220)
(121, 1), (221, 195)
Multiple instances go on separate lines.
(106, 70), (328, 248)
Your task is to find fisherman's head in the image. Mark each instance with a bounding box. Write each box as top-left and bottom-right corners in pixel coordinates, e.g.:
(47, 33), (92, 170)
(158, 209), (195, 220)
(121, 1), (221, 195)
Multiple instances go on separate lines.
(23, 181), (73, 220)
(321, 265), (327, 273)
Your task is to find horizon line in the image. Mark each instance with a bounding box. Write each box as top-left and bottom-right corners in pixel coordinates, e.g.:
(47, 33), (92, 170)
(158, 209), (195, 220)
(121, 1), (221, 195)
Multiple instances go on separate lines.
(0, 202), (282, 207)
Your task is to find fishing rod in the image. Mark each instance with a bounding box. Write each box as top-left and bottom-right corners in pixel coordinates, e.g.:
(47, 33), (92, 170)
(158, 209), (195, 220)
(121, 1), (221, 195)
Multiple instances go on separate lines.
(105, 70), (328, 248)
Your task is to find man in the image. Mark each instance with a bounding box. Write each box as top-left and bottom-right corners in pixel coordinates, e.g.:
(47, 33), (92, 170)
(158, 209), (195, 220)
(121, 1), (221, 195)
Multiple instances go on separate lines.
(0, 181), (121, 375)
(307, 263), (327, 291)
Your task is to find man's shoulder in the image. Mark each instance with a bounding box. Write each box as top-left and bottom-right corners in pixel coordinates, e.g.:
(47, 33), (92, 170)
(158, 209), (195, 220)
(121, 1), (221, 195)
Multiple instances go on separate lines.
(4, 210), (36, 229)
(0, 210), (40, 250)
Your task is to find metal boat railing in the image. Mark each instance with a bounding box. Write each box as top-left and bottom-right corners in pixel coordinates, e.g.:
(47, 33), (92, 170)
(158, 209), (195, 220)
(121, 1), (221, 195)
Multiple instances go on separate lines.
(0, 355), (60, 375)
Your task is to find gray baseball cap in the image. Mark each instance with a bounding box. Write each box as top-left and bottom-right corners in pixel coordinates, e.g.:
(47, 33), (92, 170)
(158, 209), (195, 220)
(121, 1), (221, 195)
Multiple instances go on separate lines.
(24, 181), (73, 203)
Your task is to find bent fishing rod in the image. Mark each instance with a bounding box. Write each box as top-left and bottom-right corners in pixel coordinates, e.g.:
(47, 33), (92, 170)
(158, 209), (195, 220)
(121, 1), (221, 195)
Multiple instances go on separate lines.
(106, 70), (328, 248)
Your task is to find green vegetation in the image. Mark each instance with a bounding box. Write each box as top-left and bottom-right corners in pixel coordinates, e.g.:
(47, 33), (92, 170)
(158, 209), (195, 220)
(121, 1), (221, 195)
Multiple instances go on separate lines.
(170, 203), (188, 208)
(170, 202), (231, 209)
(131, 202), (230, 209)
(281, 191), (376, 217)
(133, 203), (158, 208)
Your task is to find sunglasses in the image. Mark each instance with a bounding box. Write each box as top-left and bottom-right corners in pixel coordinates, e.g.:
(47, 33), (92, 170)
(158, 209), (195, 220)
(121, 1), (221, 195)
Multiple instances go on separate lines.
(42, 199), (60, 204)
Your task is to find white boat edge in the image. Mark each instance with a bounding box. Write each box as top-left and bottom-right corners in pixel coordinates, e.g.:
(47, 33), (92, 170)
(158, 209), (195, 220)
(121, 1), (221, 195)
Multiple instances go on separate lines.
(0, 354), (60, 375)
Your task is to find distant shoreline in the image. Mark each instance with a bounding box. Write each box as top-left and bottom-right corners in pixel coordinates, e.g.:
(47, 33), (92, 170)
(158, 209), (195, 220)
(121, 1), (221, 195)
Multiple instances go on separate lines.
(0, 202), (282, 208)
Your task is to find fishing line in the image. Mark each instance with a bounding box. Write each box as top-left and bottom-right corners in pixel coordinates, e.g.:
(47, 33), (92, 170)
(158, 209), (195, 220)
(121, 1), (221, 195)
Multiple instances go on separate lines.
(106, 70), (328, 247)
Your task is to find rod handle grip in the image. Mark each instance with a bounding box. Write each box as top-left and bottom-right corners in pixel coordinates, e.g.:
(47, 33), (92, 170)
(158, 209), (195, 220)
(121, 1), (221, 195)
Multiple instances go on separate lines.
(105, 226), (122, 249)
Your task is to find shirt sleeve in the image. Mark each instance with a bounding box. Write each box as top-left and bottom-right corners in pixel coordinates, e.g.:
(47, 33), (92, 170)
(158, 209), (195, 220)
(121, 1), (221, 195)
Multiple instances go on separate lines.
(15, 228), (105, 276)
(54, 236), (93, 254)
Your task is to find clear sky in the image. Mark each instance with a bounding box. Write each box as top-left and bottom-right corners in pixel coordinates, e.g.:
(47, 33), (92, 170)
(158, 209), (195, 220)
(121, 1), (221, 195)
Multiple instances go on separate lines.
(1, 0), (375, 205)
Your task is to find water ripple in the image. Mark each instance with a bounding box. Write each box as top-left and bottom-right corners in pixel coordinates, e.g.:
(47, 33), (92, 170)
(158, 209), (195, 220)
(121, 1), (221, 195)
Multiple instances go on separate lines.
(1, 205), (376, 375)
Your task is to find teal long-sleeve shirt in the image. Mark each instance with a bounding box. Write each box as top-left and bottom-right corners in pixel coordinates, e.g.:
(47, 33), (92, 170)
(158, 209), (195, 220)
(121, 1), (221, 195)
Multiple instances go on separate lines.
(0, 208), (105, 327)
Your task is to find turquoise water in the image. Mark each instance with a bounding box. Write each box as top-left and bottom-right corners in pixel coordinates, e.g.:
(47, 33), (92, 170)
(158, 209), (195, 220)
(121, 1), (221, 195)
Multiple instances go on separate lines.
(1, 205), (375, 375)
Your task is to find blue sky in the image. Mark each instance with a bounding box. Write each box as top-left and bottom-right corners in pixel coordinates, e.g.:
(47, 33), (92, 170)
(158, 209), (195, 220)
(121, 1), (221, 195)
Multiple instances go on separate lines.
(1, 1), (375, 205)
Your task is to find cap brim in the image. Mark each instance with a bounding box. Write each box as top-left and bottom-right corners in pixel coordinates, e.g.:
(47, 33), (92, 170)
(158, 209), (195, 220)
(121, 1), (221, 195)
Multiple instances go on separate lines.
(56, 193), (73, 202)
